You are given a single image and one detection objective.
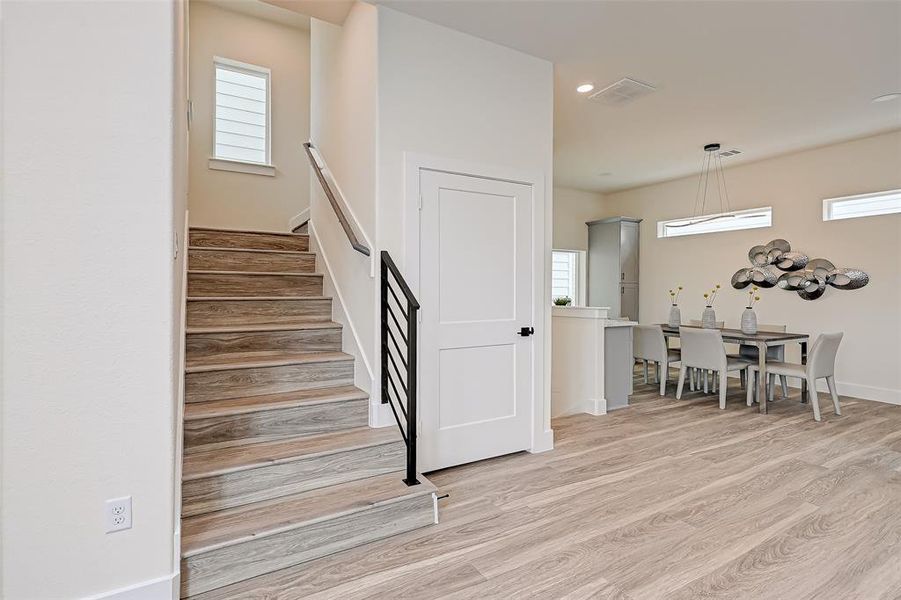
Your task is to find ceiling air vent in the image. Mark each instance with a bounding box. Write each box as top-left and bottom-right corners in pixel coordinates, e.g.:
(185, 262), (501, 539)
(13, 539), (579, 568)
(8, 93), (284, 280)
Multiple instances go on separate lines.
(589, 77), (656, 106)
(719, 149), (742, 158)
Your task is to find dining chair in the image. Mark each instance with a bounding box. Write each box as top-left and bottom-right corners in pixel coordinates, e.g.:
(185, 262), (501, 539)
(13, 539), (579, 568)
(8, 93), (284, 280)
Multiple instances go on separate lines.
(688, 320), (725, 393)
(746, 332), (843, 422)
(729, 323), (790, 398)
(633, 325), (681, 396)
(676, 327), (750, 409)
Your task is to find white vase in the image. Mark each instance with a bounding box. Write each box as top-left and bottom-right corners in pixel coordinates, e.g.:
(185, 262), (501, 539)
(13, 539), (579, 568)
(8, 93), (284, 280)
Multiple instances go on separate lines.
(741, 307), (758, 335)
(668, 305), (681, 328)
(701, 307), (717, 329)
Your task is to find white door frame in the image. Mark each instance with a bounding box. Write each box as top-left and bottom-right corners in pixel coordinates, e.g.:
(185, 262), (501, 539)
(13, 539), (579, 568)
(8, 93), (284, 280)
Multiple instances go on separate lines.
(403, 152), (554, 457)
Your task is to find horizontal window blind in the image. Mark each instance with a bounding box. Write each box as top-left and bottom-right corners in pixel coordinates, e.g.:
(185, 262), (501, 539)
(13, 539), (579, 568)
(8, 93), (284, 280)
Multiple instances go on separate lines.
(214, 59), (269, 165)
(552, 251), (578, 301)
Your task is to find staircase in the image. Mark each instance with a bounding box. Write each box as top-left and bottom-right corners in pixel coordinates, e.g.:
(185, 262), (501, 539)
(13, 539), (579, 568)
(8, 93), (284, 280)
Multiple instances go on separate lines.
(180, 227), (436, 598)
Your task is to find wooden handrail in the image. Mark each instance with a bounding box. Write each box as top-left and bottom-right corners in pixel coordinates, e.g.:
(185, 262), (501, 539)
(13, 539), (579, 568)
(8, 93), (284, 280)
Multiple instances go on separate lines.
(302, 142), (371, 257)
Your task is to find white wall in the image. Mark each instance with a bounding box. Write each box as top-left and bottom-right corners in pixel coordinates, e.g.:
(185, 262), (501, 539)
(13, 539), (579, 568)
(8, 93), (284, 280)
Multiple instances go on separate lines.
(375, 6), (555, 443)
(600, 131), (901, 404)
(309, 3), (380, 400)
(553, 186), (606, 250)
(1, 1), (182, 598)
(189, 0), (311, 231)
(309, 6), (555, 437)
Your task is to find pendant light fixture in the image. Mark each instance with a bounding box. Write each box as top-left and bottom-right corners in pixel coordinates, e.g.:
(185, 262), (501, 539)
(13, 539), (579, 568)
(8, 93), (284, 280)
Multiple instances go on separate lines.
(668, 142), (736, 228)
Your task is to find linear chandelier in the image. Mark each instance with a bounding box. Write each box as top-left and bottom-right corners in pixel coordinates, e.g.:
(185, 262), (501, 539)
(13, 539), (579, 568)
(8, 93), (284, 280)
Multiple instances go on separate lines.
(668, 142), (736, 228)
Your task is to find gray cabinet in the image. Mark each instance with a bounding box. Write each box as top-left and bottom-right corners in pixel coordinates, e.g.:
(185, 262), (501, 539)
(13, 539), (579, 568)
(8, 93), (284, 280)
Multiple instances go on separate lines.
(587, 217), (641, 319)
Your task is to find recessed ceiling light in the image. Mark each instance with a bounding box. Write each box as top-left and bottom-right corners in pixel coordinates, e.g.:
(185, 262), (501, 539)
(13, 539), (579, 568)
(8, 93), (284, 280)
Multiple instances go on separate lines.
(872, 93), (901, 103)
(576, 83), (595, 94)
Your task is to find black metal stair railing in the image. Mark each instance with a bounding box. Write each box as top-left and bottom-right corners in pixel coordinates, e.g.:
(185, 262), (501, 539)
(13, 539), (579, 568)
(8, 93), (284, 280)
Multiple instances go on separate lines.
(380, 251), (420, 486)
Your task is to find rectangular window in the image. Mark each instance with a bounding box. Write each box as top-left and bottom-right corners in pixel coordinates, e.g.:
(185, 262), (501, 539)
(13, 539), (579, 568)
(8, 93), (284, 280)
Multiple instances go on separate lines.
(552, 250), (584, 305)
(656, 206), (772, 238)
(823, 189), (901, 221)
(213, 57), (270, 166)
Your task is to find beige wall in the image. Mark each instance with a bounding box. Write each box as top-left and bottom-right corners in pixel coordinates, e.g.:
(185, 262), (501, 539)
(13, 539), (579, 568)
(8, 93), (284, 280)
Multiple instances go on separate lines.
(2, 1), (181, 597)
(553, 186), (607, 250)
(598, 131), (901, 403)
(189, 1), (311, 231)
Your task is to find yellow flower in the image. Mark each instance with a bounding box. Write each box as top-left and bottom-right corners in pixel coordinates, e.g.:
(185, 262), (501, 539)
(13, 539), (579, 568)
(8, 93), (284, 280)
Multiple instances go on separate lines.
(703, 293), (709, 298)
(716, 284), (721, 289)
(678, 286), (683, 290)
(755, 296), (761, 301)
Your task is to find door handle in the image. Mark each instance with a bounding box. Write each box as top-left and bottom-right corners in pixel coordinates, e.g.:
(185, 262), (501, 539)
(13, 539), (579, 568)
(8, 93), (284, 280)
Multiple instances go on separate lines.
(518, 327), (535, 337)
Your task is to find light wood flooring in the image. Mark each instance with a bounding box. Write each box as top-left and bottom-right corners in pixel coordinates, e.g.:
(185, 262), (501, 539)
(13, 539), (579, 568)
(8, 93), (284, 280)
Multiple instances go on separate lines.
(189, 369), (901, 600)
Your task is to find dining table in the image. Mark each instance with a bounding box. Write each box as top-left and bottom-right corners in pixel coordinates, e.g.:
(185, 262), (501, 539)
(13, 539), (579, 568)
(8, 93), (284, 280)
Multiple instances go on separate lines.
(659, 324), (810, 414)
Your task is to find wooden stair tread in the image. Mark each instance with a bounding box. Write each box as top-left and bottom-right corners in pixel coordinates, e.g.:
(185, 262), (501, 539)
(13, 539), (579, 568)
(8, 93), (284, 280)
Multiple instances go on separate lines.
(190, 227), (308, 238)
(181, 473), (435, 557)
(184, 385), (368, 420)
(188, 246), (314, 256)
(187, 295), (331, 301)
(186, 351), (352, 373)
(188, 270), (323, 277)
(183, 426), (401, 480)
(186, 322), (341, 334)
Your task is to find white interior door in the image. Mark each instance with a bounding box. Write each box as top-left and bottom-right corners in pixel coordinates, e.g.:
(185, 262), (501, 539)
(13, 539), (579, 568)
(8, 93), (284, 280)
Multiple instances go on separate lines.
(418, 170), (534, 472)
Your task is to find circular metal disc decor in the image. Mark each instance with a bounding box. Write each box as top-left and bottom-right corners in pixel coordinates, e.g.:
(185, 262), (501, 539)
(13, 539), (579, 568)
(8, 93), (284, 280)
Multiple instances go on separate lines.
(732, 239), (868, 300)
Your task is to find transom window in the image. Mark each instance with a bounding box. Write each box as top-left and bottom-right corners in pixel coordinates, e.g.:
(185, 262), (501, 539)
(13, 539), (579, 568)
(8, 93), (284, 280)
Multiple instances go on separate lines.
(823, 189), (901, 221)
(213, 57), (270, 166)
(657, 206), (772, 238)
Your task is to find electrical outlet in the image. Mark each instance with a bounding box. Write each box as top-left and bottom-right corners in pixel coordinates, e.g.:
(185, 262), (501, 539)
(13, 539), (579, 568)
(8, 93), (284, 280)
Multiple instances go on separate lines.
(105, 496), (132, 533)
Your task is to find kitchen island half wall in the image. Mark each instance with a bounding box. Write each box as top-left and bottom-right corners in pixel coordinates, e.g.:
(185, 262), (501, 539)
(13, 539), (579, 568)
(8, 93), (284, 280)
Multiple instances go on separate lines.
(551, 306), (636, 417)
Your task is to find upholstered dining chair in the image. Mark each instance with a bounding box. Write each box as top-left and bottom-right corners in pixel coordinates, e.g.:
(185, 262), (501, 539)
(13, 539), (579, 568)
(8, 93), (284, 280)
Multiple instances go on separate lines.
(747, 332), (844, 422)
(633, 325), (680, 396)
(676, 327), (750, 409)
(688, 320), (725, 393)
(729, 323), (790, 399)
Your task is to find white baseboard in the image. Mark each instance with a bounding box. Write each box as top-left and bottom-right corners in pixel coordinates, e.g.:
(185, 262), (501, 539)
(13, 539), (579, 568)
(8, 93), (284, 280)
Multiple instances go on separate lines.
(289, 207), (310, 232)
(83, 573), (176, 600)
(728, 371), (899, 405)
(530, 428), (555, 454)
(582, 397), (607, 416)
(306, 220), (378, 411)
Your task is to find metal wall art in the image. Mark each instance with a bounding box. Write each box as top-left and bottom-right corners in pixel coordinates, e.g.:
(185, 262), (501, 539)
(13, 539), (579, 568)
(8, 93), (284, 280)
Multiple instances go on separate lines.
(731, 239), (869, 301)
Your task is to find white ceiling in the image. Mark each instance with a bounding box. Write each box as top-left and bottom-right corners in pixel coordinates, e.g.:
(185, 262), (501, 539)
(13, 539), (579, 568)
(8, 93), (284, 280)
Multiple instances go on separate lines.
(377, 0), (901, 192)
(200, 0), (311, 29)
